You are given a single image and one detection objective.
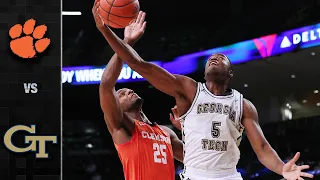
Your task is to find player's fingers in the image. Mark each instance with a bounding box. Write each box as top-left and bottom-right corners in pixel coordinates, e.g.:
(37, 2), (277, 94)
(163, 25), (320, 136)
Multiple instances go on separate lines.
(92, 5), (98, 15)
(291, 152), (301, 164)
(141, 21), (146, 31)
(172, 107), (178, 115)
(138, 11), (144, 24)
(300, 172), (313, 178)
(169, 113), (174, 121)
(139, 12), (146, 24)
(298, 177), (304, 180)
(136, 11), (142, 24)
(92, 0), (99, 12)
(95, 0), (100, 6)
(93, 11), (99, 20)
(171, 108), (176, 116)
(96, 2), (100, 11)
(93, 3), (101, 20)
(299, 165), (310, 170)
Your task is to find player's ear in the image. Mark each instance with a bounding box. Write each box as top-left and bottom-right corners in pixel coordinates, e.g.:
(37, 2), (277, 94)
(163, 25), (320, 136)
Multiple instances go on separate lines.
(229, 69), (234, 78)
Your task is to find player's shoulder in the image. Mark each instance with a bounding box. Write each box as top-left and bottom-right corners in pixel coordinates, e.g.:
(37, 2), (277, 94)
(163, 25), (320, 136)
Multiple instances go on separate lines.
(242, 98), (258, 118)
(158, 125), (171, 133)
(243, 98), (255, 108)
(159, 125), (176, 137)
(173, 74), (197, 86)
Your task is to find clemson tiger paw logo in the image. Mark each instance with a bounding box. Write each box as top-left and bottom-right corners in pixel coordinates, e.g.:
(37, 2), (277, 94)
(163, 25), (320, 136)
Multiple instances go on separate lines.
(9, 19), (50, 59)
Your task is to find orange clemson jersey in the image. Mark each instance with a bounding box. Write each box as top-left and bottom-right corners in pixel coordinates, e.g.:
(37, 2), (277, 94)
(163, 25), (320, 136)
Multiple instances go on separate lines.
(114, 120), (175, 180)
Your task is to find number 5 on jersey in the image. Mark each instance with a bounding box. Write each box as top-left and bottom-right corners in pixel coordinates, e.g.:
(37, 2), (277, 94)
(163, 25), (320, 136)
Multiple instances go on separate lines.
(211, 121), (221, 138)
(153, 143), (167, 164)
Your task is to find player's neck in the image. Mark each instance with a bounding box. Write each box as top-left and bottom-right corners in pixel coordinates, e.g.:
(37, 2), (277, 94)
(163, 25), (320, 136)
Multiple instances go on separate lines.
(205, 81), (229, 96)
(126, 111), (143, 121)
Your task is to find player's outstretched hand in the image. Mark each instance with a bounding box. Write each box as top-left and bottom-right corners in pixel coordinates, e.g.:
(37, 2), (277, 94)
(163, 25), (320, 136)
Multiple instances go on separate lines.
(169, 105), (182, 130)
(92, 0), (104, 31)
(124, 11), (147, 45)
(282, 152), (314, 180)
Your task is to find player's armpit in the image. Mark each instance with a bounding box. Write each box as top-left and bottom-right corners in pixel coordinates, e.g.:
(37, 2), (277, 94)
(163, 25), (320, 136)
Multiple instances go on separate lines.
(242, 98), (284, 175)
(160, 126), (184, 162)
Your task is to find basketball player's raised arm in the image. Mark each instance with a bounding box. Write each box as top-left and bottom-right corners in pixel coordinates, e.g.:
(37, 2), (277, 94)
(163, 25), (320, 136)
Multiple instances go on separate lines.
(97, 8), (147, 139)
(93, 4), (196, 97)
(99, 53), (131, 135)
(242, 99), (313, 179)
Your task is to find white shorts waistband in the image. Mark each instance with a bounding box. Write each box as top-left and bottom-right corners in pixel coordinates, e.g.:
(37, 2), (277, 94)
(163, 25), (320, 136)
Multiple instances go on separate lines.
(183, 166), (238, 178)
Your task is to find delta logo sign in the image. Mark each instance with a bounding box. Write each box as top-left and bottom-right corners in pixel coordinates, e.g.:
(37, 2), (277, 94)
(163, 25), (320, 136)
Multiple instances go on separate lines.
(175, 22), (320, 66)
(62, 23), (320, 85)
(253, 23), (320, 58)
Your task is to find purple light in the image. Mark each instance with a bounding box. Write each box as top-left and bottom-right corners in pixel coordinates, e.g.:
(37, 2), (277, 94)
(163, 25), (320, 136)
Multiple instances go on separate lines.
(63, 23), (320, 85)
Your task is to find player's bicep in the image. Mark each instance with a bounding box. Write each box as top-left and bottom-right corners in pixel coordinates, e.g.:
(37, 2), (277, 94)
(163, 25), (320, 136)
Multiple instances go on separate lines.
(243, 117), (267, 150)
(129, 61), (190, 97)
(242, 99), (269, 153)
(99, 86), (124, 133)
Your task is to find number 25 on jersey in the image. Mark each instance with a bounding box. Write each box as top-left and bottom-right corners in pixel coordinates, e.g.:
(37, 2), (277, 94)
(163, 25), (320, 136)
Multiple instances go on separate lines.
(153, 143), (167, 164)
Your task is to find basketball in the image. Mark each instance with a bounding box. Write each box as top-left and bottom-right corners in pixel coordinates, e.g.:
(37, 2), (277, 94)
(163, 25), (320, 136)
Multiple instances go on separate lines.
(98, 0), (140, 29)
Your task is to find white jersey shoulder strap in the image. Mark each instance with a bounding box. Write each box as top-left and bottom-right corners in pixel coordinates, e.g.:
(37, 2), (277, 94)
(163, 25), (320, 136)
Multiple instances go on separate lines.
(179, 82), (202, 119)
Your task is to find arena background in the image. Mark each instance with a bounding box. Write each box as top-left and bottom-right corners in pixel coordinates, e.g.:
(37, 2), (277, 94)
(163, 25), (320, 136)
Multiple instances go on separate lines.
(62, 0), (320, 179)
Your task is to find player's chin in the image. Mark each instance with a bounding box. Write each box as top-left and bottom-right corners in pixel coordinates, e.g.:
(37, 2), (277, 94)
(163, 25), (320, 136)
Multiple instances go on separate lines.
(206, 66), (218, 73)
(132, 97), (143, 106)
(209, 64), (220, 71)
(206, 69), (218, 77)
(137, 97), (144, 104)
(209, 67), (228, 75)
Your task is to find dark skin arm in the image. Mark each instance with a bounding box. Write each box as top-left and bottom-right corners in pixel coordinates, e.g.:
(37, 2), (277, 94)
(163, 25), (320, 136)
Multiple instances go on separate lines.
(160, 125), (184, 163)
(98, 9), (147, 144)
(242, 99), (313, 179)
(242, 98), (284, 175)
(92, 4), (197, 115)
(99, 48), (135, 144)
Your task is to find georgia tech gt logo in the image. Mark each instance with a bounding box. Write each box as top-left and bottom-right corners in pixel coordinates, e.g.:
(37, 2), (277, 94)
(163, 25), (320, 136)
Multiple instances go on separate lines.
(4, 125), (57, 158)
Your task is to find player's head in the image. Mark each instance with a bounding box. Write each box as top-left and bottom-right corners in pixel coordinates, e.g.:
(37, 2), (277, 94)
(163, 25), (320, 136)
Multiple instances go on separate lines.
(204, 53), (233, 84)
(116, 88), (144, 112)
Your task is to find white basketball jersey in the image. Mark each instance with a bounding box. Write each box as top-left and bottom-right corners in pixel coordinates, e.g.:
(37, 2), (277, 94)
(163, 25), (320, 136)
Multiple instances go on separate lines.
(180, 82), (244, 172)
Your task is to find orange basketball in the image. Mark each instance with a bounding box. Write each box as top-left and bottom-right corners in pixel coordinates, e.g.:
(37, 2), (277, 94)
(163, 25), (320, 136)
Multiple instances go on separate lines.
(98, 0), (140, 29)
